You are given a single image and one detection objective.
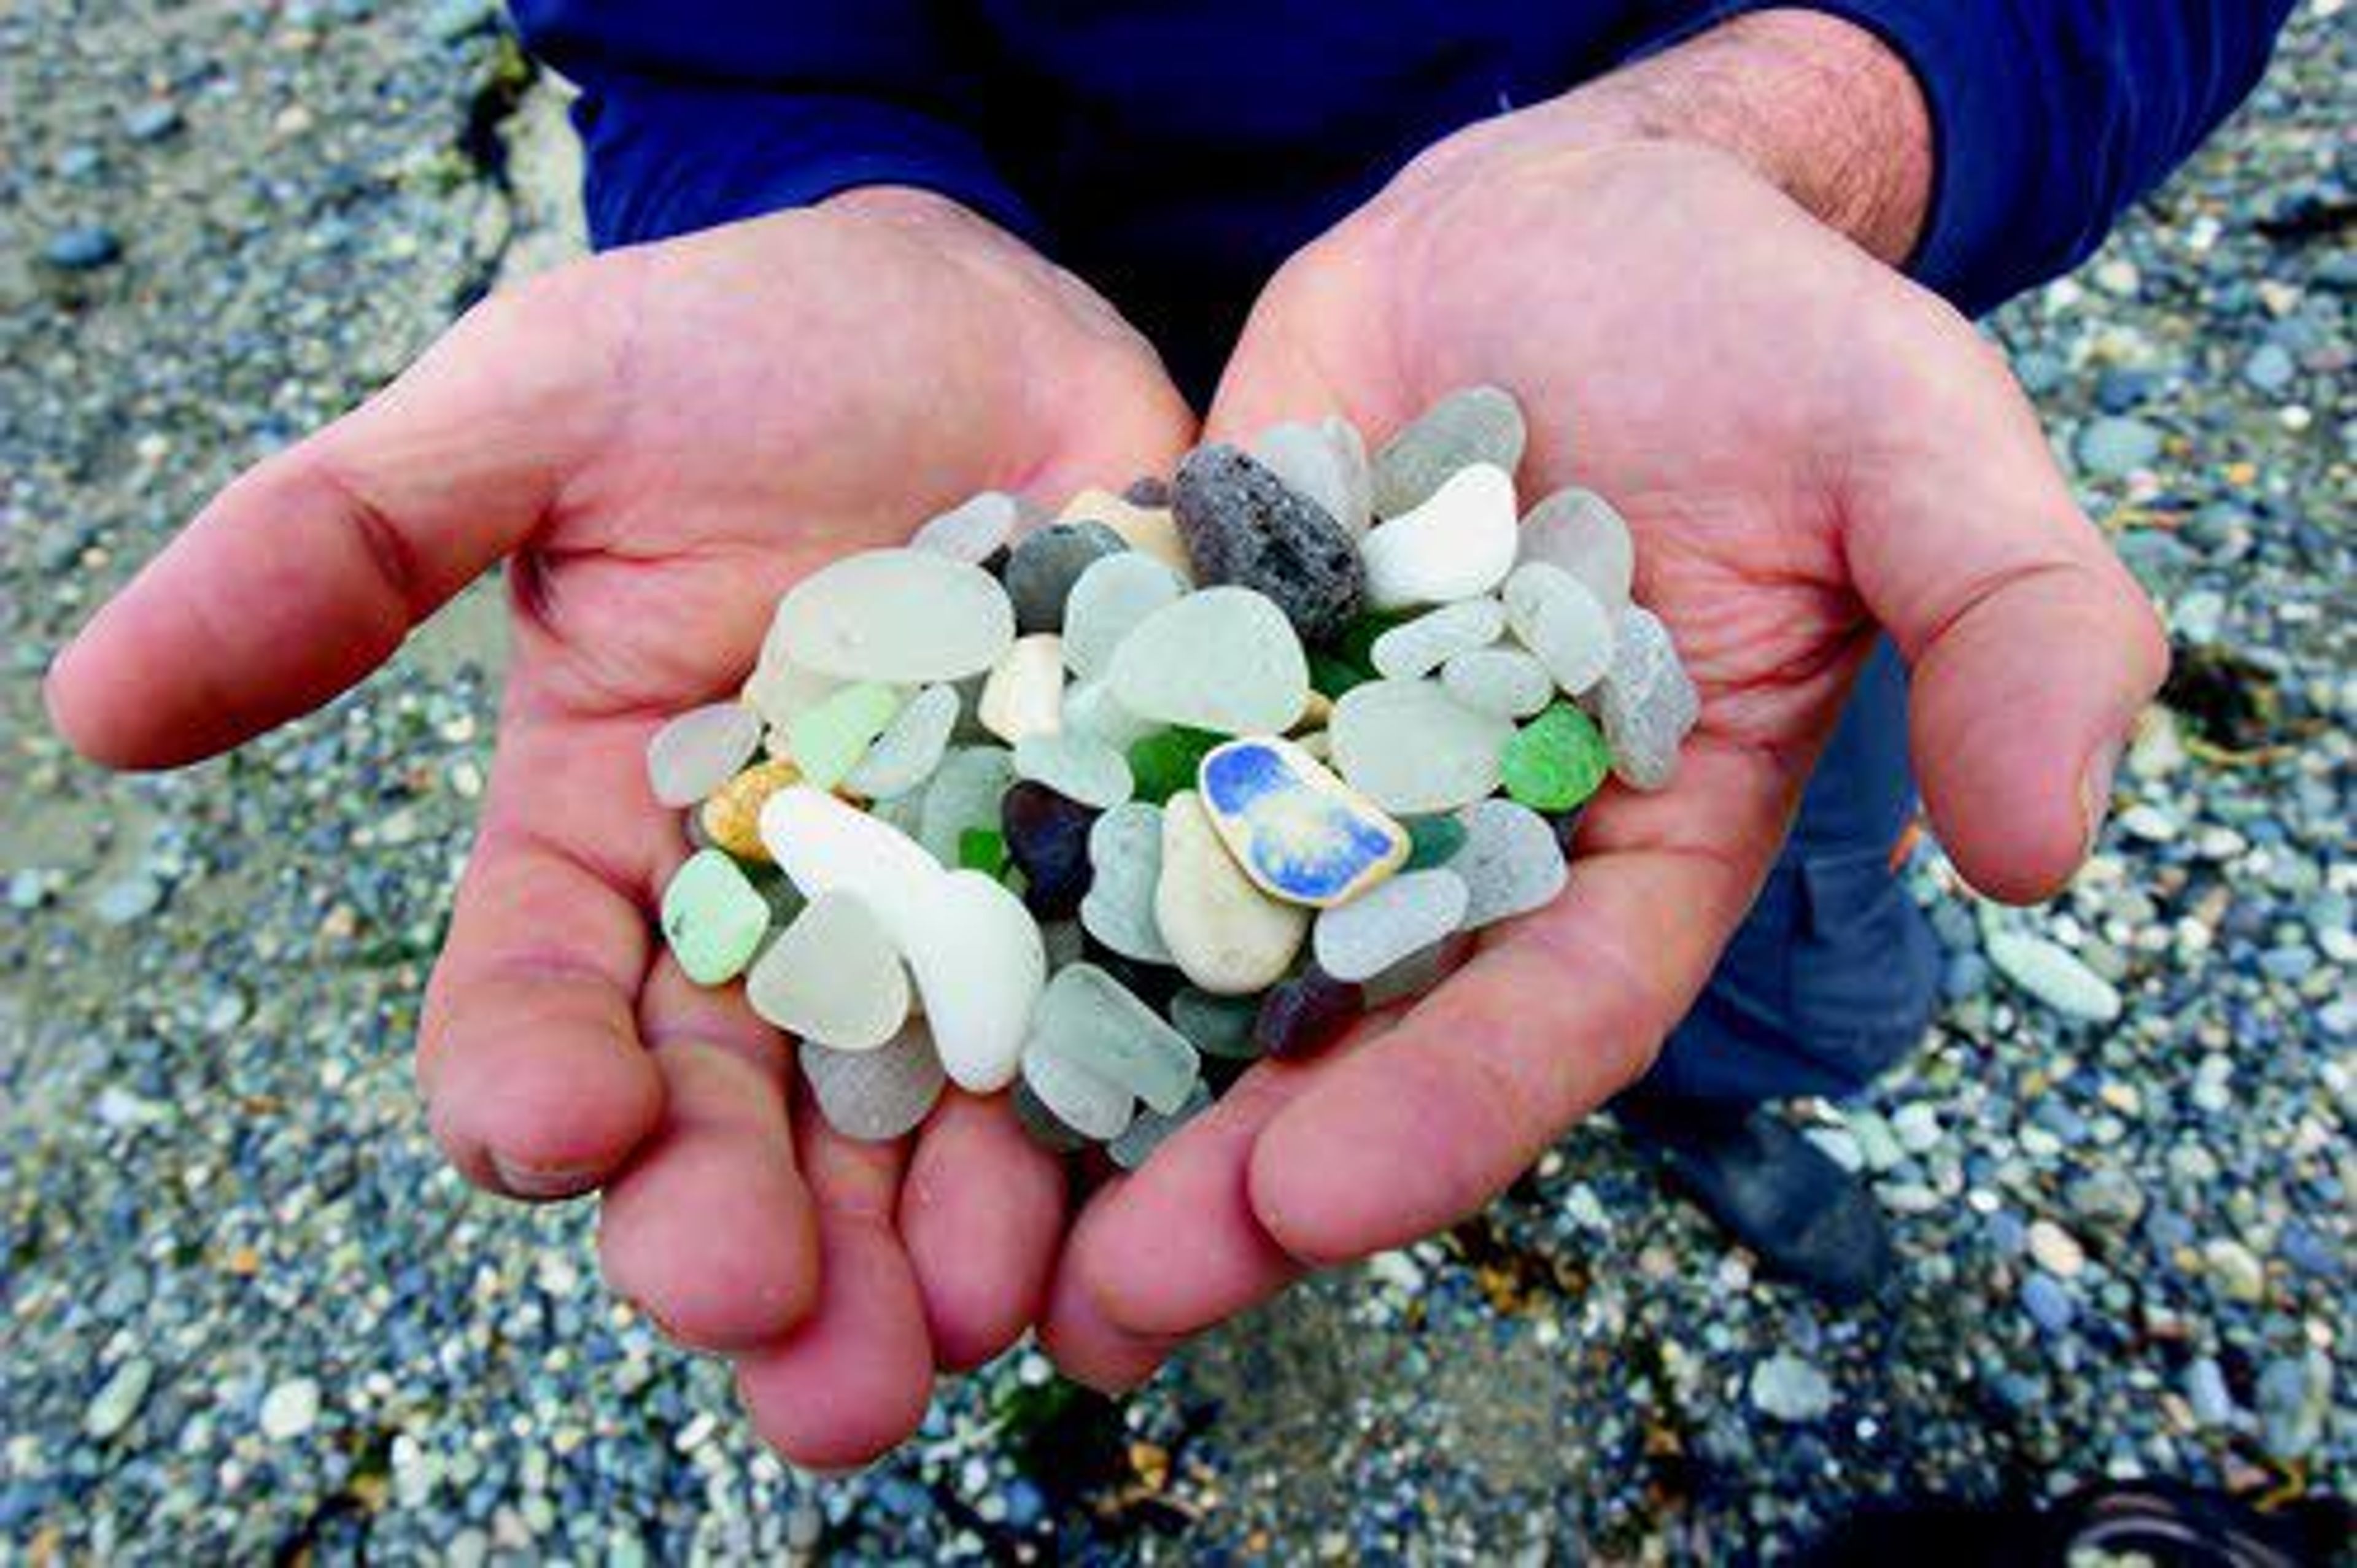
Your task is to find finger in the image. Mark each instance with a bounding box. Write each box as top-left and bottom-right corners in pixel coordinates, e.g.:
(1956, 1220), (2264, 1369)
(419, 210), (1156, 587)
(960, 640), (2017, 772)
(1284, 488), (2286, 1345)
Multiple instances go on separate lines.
(1060, 1014), (1406, 1340)
(1839, 308), (2169, 902)
(1247, 738), (1806, 1265)
(45, 265), (626, 768)
(597, 960), (819, 1351)
(897, 1092), (1066, 1371)
(735, 1101), (935, 1469)
(418, 705), (669, 1200)
(1037, 1243), (1184, 1395)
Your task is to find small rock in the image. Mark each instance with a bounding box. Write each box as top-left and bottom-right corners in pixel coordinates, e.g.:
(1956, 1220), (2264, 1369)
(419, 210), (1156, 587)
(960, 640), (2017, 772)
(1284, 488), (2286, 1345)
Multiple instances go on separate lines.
(660, 850), (772, 985)
(1371, 385), (1527, 517)
(1440, 646), (1557, 720)
(697, 754), (801, 858)
(2243, 342), (2297, 393)
(1403, 813), (1469, 870)
(842, 683), (961, 798)
(84, 1359), (155, 1442)
(44, 224), (123, 271)
(1748, 1353), (1835, 1423)
(1013, 731), (1133, 809)
(916, 747), (1016, 868)
(1198, 736), (1411, 907)
(1155, 790), (1310, 994)
(1005, 522), (1129, 635)
(800, 1022), (946, 1142)
(1253, 965), (1364, 1060)
(1080, 801), (1174, 963)
(1012, 1074), (1094, 1151)
(746, 891), (911, 1051)
(1061, 552), (1186, 679)
(1503, 562), (1616, 697)
(784, 682), (902, 790)
(2021, 1272), (2076, 1334)
(1020, 1037), (1135, 1142)
(911, 490), (1021, 564)
(258, 1377), (322, 1440)
(1000, 780), (1099, 919)
(1593, 606), (1699, 792)
(1063, 678), (1161, 752)
(2026, 1218), (2087, 1278)
(2185, 1358), (2235, 1428)
(649, 700), (766, 807)
(2200, 1238), (2266, 1303)
(90, 872), (164, 926)
(1986, 932), (2123, 1023)
(1370, 598), (1506, 681)
(1058, 488), (1193, 581)
(977, 634), (1066, 744)
(1126, 725), (1228, 806)
(1107, 1083), (1213, 1170)
(1026, 964), (1200, 1114)
(1108, 587), (1310, 735)
(771, 549), (1015, 682)
(762, 786), (1040, 1090)
(1172, 444), (1364, 642)
(883, 870), (1043, 1093)
(1312, 869), (1469, 982)
(1359, 927), (1477, 1008)
(1450, 798), (1568, 929)
(1500, 702), (1612, 811)
(1360, 464), (1520, 609)
(1329, 678), (1514, 814)
(1251, 415), (1372, 538)
(122, 100), (183, 142)
(2075, 416), (2165, 478)
(1169, 987), (1263, 1059)
(1891, 1101), (1943, 1155)
(1518, 487), (1634, 607)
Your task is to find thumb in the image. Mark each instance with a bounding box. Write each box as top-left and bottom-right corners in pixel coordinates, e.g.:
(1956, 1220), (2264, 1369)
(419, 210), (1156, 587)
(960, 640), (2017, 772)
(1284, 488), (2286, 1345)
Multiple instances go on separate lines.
(44, 257), (636, 770)
(1842, 310), (2169, 903)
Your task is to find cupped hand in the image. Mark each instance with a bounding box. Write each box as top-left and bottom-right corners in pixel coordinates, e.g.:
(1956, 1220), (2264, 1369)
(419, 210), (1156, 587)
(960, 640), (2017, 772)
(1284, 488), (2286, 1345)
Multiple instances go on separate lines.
(46, 191), (1196, 1464)
(1043, 137), (2167, 1384)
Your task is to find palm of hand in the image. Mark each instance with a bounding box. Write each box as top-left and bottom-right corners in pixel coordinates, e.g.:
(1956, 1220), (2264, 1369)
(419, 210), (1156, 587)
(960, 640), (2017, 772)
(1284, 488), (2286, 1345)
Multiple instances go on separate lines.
(50, 201), (1194, 1464)
(1040, 142), (2163, 1386)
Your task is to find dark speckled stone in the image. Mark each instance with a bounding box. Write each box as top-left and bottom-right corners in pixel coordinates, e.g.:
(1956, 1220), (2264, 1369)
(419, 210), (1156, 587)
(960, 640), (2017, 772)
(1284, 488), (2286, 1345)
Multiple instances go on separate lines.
(1174, 443), (1363, 643)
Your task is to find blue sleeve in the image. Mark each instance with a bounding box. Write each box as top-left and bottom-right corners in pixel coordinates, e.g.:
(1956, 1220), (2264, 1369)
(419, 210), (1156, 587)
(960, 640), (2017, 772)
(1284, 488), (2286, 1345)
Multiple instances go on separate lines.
(505, 1), (1042, 252)
(1644, 1), (2297, 315)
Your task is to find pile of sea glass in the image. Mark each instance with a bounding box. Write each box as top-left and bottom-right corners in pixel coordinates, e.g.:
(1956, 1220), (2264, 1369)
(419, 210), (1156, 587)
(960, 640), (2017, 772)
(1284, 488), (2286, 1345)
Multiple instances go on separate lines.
(645, 387), (1696, 1166)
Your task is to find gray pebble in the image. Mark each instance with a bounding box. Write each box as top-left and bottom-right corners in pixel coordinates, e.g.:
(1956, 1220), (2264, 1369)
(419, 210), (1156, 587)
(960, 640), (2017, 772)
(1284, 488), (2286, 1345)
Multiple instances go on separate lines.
(44, 225), (123, 271)
(2075, 416), (2164, 478)
(1172, 443), (1363, 643)
(1003, 522), (1128, 635)
(1371, 385), (1527, 519)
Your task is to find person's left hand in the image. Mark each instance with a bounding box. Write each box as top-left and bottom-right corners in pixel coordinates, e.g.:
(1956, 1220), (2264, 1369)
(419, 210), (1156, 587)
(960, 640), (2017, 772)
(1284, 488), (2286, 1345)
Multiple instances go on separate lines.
(1039, 60), (2168, 1383)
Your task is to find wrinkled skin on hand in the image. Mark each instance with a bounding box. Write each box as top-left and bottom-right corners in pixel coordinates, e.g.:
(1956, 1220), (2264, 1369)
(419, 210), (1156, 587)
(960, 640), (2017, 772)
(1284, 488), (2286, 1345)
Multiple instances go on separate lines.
(47, 194), (1194, 1466)
(1039, 139), (2167, 1388)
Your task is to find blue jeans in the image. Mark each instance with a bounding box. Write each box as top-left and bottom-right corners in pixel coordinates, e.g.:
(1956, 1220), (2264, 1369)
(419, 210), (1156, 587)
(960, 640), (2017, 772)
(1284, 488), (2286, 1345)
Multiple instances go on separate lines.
(1633, 641), (1940, 1106)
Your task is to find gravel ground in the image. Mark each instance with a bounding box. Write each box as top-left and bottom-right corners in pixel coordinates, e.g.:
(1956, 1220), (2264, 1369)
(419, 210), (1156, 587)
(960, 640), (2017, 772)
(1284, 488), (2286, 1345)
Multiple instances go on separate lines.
(1, 3), (2347, 1561)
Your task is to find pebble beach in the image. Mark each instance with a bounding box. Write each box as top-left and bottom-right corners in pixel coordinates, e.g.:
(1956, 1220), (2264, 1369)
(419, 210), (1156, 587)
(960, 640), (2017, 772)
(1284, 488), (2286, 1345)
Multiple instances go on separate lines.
(0, 2), (2347, 1560)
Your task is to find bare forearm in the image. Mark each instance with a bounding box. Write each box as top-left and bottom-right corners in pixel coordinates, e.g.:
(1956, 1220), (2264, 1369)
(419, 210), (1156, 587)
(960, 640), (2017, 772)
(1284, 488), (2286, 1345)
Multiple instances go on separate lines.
(1536, 9), (1934, 264)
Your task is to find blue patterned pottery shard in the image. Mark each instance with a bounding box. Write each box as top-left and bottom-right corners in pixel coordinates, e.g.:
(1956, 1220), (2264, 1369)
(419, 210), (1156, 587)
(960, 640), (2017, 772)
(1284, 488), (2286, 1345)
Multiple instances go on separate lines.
(1196, 736), (1409, 908)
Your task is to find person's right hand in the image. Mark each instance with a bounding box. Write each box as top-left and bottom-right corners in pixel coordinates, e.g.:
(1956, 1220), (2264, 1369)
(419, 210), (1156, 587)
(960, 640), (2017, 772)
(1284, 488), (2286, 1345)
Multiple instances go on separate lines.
(46, 190), (1196, 1466)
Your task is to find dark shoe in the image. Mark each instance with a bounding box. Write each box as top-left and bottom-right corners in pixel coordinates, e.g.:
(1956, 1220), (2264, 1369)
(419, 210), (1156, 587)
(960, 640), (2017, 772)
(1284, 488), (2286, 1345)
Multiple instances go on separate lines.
(1619, 1100), (1894, 1305)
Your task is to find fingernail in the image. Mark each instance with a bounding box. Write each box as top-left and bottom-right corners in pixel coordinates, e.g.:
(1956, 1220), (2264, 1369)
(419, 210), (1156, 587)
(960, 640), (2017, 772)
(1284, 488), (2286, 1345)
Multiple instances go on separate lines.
(2078, 736), (2124, 859)
(489, 1153), (600, 1200)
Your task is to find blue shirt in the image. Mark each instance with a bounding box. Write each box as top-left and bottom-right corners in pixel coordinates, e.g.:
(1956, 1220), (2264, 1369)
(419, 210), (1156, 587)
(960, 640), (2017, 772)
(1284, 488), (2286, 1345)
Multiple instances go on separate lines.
(511, 1), (2292, 399)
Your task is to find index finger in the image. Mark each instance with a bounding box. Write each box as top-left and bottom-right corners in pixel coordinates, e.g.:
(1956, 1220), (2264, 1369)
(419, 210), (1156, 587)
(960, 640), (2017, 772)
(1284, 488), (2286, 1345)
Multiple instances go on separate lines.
(45, 263), (629, 769)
